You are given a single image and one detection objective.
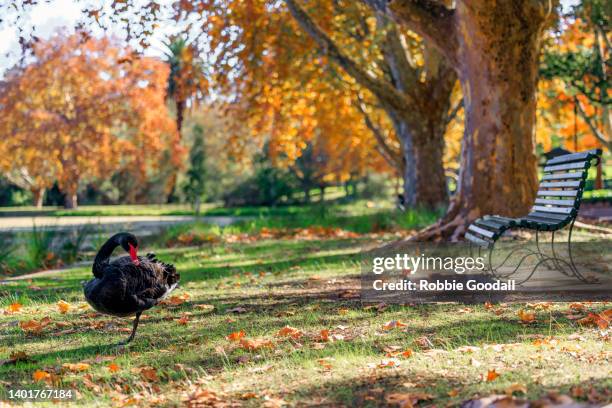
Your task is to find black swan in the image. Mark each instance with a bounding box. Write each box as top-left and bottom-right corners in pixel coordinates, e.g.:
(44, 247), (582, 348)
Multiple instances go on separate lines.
(84, 232), (179, 344)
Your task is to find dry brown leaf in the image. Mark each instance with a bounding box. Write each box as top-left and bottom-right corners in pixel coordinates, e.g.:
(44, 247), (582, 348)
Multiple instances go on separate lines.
(139, 366), (159, 382)
(505, 383), (527, 396)
(382, 320), (407, 331)
(62, 362), (90, 372)
(385, 392), (433, 407)
(162, 293), (190, 306)
(0, 351), (30, 366)
(239, 338), (274, 351)
(19, 317), (52, 334)
(176, 315), (190, 325)
(276, 326), (303, 339)
(317, 358), (333, 370)
(577, 311), (610, 329)
(517, 309), (536, 323)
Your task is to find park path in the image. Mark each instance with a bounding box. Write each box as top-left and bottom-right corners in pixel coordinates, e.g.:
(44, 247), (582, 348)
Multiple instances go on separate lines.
(0, 215), (240, 233)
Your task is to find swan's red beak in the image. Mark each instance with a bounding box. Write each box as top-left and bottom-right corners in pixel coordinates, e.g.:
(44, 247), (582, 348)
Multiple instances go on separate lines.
(128, 243), (140, 266)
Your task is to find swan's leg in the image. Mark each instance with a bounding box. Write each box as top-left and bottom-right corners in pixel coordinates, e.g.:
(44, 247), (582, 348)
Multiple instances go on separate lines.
(120, 311), (142, 345)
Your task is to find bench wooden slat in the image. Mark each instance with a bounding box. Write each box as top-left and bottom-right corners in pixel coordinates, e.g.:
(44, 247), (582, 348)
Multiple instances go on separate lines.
(522, 217), (560, 226)
(541, 171), (585, 180)
(545, 149), (602, 165)
(537, 189), (579, 197)
(539, 180), (583, 188)
(534, 198), (576, 207)
(527, 211), (569, 221)
(532, 205), (574, 214)
(465, 232), (492, 248)
(484, 215), (517, 225)
(467, 224), (497, 239)
(543, 161), (589, 173)
(474, 218), (507, 230)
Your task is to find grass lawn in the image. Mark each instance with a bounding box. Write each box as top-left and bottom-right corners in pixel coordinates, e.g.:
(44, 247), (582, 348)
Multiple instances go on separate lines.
(0, 227), (610, 407)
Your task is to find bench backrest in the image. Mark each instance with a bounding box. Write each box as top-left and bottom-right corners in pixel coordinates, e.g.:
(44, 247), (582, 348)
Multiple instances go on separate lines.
(532, 149), (603, 221)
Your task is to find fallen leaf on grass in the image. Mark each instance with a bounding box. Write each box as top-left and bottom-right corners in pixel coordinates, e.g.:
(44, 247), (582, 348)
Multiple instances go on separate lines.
(377, 358), (401, 368)
(176, 315), (190, 325)
(239, 338), (274, 351)
(414, 336), (434, 349)
(462, 395), (526, 408)
(161, 293), (190, 306)
(569, 302), (586, 311)
(382, 320), (407, 331)
(0, 351), (30, 366)
(277, 326), (303, 339)
(226, 330), (246, 341)
(517, 309), (536, 324)
(486, 369), (500, 382)
(19, 317), (52, 334)
(385, 392), (432, 407)
(32, 370), (51, 382)
(57, 300), (70, 314)
(317, 358), (333, 370)
(505, 383), (527, 396)
(6, 302), (22, 313)
(577, 311), (610, 329)
(62, 362), (90, 372)
(139, 366), (159, 382)
(448, 389), (460, 397)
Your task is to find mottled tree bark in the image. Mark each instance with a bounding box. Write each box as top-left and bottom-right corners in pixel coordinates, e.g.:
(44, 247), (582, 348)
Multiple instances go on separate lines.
(365, 0), (552, 239)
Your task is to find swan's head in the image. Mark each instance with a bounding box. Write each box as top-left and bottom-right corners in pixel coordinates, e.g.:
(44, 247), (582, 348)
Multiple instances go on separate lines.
(119, 233), (140, 266)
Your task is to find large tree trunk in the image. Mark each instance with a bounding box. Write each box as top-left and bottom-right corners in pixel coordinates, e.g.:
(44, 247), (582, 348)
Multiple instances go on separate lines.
(64, 192), (78, 209)
(413, 126), (447, 209)
(414, 0), (546, 240)
(166, 98), (187, 203)
(31, 187), (45, 209)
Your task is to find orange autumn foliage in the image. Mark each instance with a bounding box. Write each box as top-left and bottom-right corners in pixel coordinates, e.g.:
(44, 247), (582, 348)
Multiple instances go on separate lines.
(0, 32), (182, 203)
(184, 1), (391, 181)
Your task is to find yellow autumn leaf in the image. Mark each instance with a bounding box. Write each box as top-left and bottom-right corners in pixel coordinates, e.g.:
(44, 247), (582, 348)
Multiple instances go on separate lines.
(57, 300), (71, 314)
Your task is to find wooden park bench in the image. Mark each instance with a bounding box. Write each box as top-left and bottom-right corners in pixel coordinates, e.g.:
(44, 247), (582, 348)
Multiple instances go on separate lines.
(465, 149), (603, 284)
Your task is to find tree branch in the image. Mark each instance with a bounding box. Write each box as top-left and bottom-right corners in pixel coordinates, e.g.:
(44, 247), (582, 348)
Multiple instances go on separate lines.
(575, 97), (611, 151)
(284, 0), (415, 113)
(443, 99), (463, 129)
(361, 0), (458, 65)
(355, 95), (403, 171)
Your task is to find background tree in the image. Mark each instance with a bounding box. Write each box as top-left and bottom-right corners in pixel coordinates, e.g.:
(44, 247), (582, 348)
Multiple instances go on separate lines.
(182, 124), (207, 215)
(165, 0), (457, 208)
(365, 0), (559, 239)
(0, 33), (181, 208)
(540, 0), (610, 151)
(162, 36), (208, 202)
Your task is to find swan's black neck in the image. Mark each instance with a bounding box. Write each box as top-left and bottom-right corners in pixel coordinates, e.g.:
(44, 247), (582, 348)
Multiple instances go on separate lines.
(92, 233), (135, 278)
